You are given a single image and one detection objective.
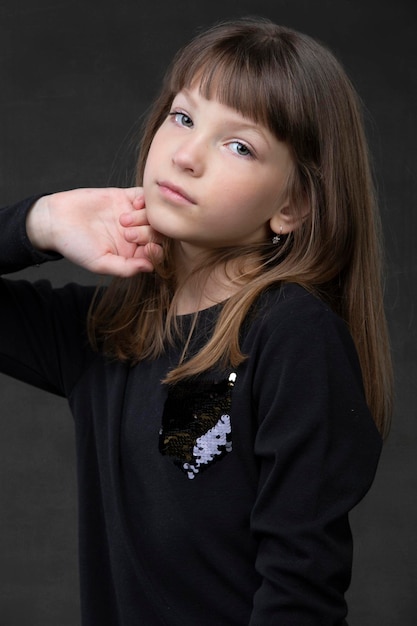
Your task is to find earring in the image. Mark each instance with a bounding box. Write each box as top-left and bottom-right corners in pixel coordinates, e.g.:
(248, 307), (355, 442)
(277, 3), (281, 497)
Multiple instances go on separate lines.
(272, 226), (283, 245)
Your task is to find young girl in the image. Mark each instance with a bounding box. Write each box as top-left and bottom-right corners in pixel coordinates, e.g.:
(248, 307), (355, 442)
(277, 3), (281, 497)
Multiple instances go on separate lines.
(0, 17), (392, 626)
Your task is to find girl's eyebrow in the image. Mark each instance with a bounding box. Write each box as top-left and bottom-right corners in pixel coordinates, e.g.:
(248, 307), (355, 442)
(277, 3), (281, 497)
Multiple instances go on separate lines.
(172, 88), (196, 108)
(225, 120), (272, 148)
(176, 88), (272, 148)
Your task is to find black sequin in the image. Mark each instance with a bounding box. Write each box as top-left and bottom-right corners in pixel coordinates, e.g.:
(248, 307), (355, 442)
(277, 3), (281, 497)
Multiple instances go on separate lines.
(159, 373), (236, 479)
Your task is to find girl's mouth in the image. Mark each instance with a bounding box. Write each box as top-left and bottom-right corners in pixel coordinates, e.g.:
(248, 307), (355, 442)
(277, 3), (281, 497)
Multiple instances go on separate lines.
(157, 181), (196, 205)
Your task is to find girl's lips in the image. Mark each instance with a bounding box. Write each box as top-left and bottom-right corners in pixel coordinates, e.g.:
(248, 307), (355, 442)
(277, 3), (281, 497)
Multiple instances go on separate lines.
(157, 181), (196, 204)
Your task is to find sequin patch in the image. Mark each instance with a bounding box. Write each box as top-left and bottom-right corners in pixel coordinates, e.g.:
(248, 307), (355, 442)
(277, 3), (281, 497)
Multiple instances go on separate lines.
(159, 373), (236, 479)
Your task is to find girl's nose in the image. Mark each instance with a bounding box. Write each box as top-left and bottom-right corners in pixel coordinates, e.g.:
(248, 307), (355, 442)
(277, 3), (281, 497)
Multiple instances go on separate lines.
(172, 137), (205, 175)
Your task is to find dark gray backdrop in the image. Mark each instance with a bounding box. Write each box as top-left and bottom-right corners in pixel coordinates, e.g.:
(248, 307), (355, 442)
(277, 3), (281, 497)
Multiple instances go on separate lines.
(0, 0), (416, 624)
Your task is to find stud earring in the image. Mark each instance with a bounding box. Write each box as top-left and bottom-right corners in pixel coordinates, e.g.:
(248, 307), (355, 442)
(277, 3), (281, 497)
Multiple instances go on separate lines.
(272, 226), (283, 245)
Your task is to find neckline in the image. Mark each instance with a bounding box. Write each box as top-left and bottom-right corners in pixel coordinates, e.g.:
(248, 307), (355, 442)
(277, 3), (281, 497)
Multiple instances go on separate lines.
(175, 300), (226, 320)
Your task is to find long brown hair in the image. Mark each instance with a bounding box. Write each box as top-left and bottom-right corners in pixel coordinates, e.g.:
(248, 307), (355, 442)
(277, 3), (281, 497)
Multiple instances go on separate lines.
(89, 17), (393, 436)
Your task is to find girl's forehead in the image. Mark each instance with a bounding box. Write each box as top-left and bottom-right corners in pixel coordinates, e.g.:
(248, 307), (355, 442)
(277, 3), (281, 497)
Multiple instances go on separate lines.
(173, 84), (259, 123)
(169, 62), (290, 141)
(174, 73), (257, 113)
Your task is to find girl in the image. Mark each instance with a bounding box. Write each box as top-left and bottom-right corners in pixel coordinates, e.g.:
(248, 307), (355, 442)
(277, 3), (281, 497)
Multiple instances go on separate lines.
(0, 17), (392, 626)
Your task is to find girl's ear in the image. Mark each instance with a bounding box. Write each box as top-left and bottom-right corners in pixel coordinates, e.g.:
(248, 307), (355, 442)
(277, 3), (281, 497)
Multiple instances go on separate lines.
(269, 200), (310, 236)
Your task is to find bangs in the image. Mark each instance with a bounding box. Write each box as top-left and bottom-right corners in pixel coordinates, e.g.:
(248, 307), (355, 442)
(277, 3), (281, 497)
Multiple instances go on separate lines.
(167, 29), (299, 142)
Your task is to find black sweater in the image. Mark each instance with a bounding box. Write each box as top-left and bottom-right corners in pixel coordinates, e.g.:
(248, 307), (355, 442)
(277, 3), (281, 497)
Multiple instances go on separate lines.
(0, 197), (382, 625)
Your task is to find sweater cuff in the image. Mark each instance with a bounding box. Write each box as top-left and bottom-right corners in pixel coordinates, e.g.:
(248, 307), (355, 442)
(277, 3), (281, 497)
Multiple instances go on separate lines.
(0, 194), (62, 273)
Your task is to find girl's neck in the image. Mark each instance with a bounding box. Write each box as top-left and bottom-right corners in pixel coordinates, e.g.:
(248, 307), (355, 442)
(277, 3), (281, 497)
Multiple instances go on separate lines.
(174, 266), (238, 315)
(172, 241), (260, 315)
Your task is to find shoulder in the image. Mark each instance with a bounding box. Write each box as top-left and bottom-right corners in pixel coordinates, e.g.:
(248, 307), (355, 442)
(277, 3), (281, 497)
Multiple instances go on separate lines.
(248, 283), (348, 342)
(242, 284), (380, 442)
(242, 283), (363, 385)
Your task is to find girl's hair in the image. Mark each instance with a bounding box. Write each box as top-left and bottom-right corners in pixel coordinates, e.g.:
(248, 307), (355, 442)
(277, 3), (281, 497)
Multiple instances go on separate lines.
(89, 17), (393, 436)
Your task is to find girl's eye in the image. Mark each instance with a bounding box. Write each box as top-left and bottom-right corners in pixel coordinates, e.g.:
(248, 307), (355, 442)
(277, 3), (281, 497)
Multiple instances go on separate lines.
(170, 111), (193, 128)
(229, 141), (253, 158)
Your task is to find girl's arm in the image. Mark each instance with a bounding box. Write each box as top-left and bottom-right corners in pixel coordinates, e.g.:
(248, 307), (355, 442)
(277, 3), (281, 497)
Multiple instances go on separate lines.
(26, 188), (162, 276)
(0, 189), (161, 395)
(246, 289), (382, 625)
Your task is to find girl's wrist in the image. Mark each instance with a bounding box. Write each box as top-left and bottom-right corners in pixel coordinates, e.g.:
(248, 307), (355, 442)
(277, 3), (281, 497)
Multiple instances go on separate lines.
(25, 195), (55, 251)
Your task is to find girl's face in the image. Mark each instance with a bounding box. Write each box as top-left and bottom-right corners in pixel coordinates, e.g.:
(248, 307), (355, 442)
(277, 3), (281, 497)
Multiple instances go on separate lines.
(143, 86), (294, 258)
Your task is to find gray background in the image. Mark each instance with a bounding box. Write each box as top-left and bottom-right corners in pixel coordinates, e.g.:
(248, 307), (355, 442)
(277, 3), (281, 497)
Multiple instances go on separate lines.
(0, 0), (416, 624)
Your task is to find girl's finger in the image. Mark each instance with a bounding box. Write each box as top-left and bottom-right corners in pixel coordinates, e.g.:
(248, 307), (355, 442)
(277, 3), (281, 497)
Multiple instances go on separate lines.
(119, 208), (149, 227)
(123, 225), (163, 245)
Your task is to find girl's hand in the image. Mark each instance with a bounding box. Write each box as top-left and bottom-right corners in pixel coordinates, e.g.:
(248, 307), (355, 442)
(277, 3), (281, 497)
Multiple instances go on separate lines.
(26, 187), (163, 276)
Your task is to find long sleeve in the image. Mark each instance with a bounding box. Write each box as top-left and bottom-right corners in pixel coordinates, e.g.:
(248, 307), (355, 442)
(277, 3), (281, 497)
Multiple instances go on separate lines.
(0, 197), (95, 396)
(244, 287), (382, 625)
(0, 196), (61, 273)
